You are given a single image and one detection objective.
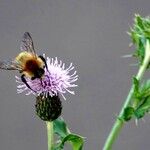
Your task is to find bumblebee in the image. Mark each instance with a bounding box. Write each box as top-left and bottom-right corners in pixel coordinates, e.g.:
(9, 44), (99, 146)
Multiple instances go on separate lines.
(0, 32), (47, 91)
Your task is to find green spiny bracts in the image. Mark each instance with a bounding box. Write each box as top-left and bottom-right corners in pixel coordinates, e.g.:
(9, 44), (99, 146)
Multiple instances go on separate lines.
(35, 94), (62, 121)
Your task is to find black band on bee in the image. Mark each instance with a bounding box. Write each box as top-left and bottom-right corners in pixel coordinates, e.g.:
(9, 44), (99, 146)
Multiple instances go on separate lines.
(38, 55), (48, 70)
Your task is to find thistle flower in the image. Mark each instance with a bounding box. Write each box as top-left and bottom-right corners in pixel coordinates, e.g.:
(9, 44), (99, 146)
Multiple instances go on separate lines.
(16, 56), (78, 100)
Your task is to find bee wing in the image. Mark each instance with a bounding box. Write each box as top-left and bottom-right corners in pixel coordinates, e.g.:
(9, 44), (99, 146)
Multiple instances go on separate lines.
(0, 60), (22, 70)
(20, 32), (37, 57)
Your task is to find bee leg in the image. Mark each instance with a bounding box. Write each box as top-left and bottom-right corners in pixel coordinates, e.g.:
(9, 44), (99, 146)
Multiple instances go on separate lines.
(21, 74), (36, 92)
(40, 78), (44, 87)
(38, 55), (48, 70)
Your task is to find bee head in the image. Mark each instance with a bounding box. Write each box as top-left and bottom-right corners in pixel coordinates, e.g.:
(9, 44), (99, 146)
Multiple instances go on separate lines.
(36, 68), (45, 78)
(31, 68), (45, 80)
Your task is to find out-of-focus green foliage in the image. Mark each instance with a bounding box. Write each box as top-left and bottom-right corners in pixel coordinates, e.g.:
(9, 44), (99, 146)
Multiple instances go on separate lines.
(123, 78), (150, 121)
(133, 79), (150, 119)
(129, 14), (150, 66)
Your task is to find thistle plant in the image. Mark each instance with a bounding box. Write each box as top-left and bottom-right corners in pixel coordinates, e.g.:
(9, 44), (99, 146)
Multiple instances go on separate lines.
(103, 15), (150, 150)
(0, 32), (84, 150)
(16, 56), (84, 150)
(2, 15), (150, 150)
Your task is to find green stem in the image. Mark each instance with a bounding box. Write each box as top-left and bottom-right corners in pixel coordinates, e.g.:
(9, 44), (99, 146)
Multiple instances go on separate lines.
(103, 41), (150, 150)
(46, 121), (54, 150)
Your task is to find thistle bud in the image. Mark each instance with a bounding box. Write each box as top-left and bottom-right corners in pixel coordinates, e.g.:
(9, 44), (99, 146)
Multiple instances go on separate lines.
(35, 94), (62, 121)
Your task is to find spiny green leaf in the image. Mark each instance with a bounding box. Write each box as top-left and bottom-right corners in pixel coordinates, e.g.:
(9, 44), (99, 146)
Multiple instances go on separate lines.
(54, 118), (69, 138)
(133, 77), (139, 95)
(123, 107), (135, 121)
(133, 79), (150, 101)
(132, 77), (141, 107)
(129, 14), (150, 66)
(53, 118), (84, 150)
(134, 97), (150, 119)
(130, 30), (139, 44)
(138, 80), (150, 99)
(55, 134), (84, 150)
(132, 80), (150, 119)
(136, 15), (145, 30)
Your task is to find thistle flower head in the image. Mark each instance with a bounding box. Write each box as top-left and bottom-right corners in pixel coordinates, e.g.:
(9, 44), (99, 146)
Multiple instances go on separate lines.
(16, 56), (78, 100)
(35, 94), (62, 121)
